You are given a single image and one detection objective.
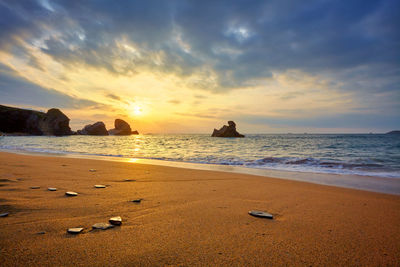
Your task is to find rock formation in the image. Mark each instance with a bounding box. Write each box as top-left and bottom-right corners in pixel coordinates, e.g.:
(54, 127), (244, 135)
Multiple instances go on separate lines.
(386, 130), (400, 135)
(77, 121), (108, 135)
(108, 119), (138, 135)
(211, 121), (244, 137)
(0, 105), (72, 136)
(39, 108), (72, 136)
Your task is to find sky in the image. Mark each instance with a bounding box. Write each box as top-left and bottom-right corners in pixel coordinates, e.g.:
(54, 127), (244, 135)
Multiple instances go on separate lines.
(0, 0), (399, 133)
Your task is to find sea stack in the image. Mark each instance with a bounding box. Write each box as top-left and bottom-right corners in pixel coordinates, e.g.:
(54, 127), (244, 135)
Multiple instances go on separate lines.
(77, 121), (109, 135)
(211, 121), (244, 138)
(108, 119), (139, 135)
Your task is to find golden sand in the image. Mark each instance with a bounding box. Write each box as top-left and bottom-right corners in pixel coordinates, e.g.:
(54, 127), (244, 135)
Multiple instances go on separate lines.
(0, 152), (399, 266)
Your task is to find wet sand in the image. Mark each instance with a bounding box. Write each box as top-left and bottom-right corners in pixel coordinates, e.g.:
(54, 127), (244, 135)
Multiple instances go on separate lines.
(0, 151), (399, 266)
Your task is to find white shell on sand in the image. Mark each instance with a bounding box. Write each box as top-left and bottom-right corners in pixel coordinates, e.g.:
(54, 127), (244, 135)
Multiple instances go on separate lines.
(0, 212), (9, 217)
(94, 185), (106, 188)
(92, 223), (114, 230)
(89, 169), (97, 172)
(65, 191), (78, 196)
(67, 228), (84, 234)
(30, 186), (40, 189)
(109, 216), (122, 225)
(48, 188), (57, 191)
(248, 210), (274, 219)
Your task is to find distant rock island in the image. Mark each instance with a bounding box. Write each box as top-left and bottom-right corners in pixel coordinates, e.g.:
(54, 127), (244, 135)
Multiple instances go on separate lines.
(212, 121), (244, 138)
(108, 119), (134, 135)
(386, 130), (400, 135)
(0, 105), (139, 136)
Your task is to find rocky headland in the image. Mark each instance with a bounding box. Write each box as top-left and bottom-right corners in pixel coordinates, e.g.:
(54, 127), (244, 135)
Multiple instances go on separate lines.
(0, 105), (72, 136)
(386, 130), (400, 135)
(0, 105), (139, 136)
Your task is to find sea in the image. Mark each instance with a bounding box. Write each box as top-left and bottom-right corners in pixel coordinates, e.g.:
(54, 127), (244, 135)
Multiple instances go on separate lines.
(1, 133), (399, 179)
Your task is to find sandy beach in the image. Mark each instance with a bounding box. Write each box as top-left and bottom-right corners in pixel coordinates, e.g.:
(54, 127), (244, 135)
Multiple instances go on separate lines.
(0, 151), (399, 266)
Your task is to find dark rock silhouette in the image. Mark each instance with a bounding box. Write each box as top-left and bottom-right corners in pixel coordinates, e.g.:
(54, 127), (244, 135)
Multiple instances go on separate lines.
(131, 130), (139, 135)
(211, 121), (244, 137)
(386, 130), (400, 135)
(39, 108), (72, 136)
(0, 105), (72, 136)
(77, 121), (108, 135)
(108, 119), (134, 135)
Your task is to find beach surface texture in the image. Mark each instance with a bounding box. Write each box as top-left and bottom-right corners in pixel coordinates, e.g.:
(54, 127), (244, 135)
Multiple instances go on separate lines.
(0, 152), (399, 266)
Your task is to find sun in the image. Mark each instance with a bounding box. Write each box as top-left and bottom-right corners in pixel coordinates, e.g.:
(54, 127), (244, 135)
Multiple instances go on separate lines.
(134, 106), (142, 115)
(130, 105), (142, 116)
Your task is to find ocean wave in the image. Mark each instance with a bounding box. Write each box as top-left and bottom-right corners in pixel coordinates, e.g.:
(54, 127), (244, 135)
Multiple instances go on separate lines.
(1, 134), (399, 179)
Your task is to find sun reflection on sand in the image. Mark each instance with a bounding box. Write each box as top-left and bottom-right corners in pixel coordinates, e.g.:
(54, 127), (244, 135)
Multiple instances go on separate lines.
(126, 158), (141, 163)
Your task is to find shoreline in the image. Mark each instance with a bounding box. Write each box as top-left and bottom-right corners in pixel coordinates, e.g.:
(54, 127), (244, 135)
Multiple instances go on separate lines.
(0, 151), (399, 266)
(2, 149), (400, 195)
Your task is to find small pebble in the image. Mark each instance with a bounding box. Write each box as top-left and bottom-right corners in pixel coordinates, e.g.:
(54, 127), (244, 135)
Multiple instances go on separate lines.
(89, 169), (96, 172)
(0, 212), (9, 217)
(67, 228), (84, 234)
(30, 186), (40, 189)
(109, 216), (122, 226)
(36, 231), (46, 235)
(124, 179), (136, 182)
(131, 199), (142, 203)
(92, 223), (114, 230)
(94, 185), (106, 188)
(65, 191), (78, 197)
(48, 188), (57, 191)
(248, 210), (274, 219)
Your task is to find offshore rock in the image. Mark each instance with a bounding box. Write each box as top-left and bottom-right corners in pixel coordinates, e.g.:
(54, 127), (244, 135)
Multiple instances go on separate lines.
(0, 105), (72, 136)
(77, 121), (108, 135)
(211, 121), (244, 138)
(108, 119), (132, 135)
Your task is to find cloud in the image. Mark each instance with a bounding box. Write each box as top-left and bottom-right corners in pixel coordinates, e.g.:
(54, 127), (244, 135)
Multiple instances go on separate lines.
(168, 99), (181, 105)
(236, 112), (400, 131)
(106, 93), (121, 101)
(174, 112), (217, 119)
(0, 0), (397, 93)
(0, 63), (101, 109)
(0, 0), (399, 132)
